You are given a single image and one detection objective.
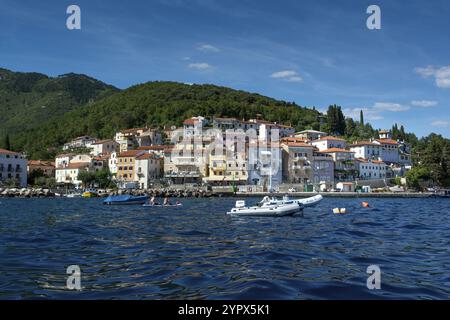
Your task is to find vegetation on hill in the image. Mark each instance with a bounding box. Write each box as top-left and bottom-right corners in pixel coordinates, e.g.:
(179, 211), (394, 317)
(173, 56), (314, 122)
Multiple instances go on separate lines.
(0, 68), (118, 137)
(6, 81), (323, 159)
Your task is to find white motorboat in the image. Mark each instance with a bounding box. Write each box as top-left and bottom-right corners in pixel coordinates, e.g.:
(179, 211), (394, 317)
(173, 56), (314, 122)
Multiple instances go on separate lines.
(260, 194), (323, 208)
(227, 200), (303, 217)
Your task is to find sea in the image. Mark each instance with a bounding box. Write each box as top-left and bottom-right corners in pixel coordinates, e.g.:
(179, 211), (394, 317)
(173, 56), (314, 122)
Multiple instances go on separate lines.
(0, 197), (449, 299)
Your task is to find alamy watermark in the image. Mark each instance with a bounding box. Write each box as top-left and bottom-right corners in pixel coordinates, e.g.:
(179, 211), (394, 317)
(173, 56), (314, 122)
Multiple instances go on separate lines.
(66, 5), (81, 30)
(366, 265), (381, 290)
(367, 5), (381, 30)
(66, 265), (82, 290)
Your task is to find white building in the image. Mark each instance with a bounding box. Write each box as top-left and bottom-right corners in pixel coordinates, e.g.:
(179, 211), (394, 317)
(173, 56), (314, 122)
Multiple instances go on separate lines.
(312, 151), (335, 191)
(349, 141), (382, 160)
(311, 136), (347, 152)
(90, 139), (119, 156)
(115, 128), (163, 153)
(55, 162), (90, 187)
(295, 130), (327, 141)
(55, 153), (75, 169)
(135, 153), (163, 189)
(373, 139), (400, 163)
(356, 158), (388, 180)
(108, 152), (118, 175)
(62, 136), (96, 151)
(0, 149), (27, 187)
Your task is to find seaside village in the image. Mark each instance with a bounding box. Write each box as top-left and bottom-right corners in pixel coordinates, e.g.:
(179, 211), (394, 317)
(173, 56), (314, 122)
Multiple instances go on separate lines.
(0, 116), (413, 193)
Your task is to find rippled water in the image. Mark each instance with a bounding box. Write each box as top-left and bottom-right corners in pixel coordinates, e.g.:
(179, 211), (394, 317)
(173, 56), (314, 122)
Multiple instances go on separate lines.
(0, 197), (449, 299)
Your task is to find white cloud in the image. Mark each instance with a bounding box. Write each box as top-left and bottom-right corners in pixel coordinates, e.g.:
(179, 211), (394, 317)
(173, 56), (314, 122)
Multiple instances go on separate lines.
(373, 102), (410, 112)
(431, 120), (449, 127)
(197, 44), (220, 52)
(343, 107), (384, 121)
(344, 102), (410, 122)
(415, 65), (450, 88)
(270, 70), (303, 82)
(188, 62), (212, 70)
(411, 100), (438, 108)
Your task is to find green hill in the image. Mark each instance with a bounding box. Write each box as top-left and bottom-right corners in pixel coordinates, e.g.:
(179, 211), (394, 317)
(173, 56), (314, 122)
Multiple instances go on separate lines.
(0, 68), (118, 136)
(7, 80), (322, 159)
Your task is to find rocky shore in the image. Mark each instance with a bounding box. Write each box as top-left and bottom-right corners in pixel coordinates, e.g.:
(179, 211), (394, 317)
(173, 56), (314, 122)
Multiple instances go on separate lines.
(0, 187), (219, 198)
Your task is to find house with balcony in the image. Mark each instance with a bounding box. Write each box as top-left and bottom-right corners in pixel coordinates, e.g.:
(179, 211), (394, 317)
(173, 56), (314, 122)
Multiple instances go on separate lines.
(55, 162), (90, 187)
(0, 149), (27, 187)
(321, 148), (357, 182)
(62, 136), (97, 151)
(114, 128), (163, 153)
(312, 151), (335, 191)
(281, 140), (314, 186)
(135, 153), (164, 189)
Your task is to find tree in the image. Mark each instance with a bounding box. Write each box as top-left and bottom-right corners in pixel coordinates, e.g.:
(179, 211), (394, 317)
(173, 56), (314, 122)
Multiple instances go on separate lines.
(77, 170), (96, 188)
(95, 168), (115, 188)
(3, 134), (11, 150)
(326, 104), (346, 136)
(360, 110), (364, 126)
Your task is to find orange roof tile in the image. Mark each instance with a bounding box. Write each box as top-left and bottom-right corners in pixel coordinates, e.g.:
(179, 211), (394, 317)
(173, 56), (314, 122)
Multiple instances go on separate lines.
(321, 148), (354, 153)
(375, 139), (399, 145)
(0, 148), (20, 155)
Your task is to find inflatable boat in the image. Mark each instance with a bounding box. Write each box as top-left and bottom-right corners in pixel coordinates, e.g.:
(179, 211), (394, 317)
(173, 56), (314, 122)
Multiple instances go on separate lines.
(227, 200), (303, 217)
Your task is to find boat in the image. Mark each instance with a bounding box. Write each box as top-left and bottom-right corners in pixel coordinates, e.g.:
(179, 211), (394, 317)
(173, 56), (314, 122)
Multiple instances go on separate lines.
(104, 194), (149, 205)
(227, 200), (303, 217)
(260, 194), (323, 208)
(82, 188), (99, 198)
(142, 203), (183, 208)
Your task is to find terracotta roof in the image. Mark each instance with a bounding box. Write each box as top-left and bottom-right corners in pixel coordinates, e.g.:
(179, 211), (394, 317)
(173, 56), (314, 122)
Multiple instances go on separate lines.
(355, 158), (385, 164)
(321, 148), (354, 153)
(281, 137), (308, 143)
(137, 145), (170, 151)
(118, 150), (143, 158)
(183, 119), (199, 125)
(135, 153), (162, 160)
(60, 162), (90, 169)
(0, 148), (20, 155)
(283, 142), (314, 148)
(312, 136), (346, 142)
(28, 160), (55, 167)
(375, 139), (399, 145)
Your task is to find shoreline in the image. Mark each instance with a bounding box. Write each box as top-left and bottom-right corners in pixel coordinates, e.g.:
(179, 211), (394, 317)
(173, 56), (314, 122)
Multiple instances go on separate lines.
(0, 187), (447, 199)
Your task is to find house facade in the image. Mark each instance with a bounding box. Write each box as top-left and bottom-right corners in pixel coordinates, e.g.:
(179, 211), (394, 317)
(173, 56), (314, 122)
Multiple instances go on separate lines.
(0, 149), (28, 187)
(356, 158), (388, 180)
(311, 136), (347, 152)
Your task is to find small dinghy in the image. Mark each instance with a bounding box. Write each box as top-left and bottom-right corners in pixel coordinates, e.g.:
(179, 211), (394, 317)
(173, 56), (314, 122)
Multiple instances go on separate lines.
(104, 195), (149, 205)
(227, 200), (303, 217)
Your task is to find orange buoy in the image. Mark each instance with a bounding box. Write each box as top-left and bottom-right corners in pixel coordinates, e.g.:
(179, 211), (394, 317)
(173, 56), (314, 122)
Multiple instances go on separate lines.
(362, 201), (370, 208)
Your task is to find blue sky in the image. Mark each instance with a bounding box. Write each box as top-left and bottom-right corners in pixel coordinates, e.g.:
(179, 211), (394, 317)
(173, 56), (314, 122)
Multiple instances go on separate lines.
(1, 0), (449, 138)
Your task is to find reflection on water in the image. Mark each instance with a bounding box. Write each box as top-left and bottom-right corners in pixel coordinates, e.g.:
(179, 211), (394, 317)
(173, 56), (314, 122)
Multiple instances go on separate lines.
(0, 197), (449, 299)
